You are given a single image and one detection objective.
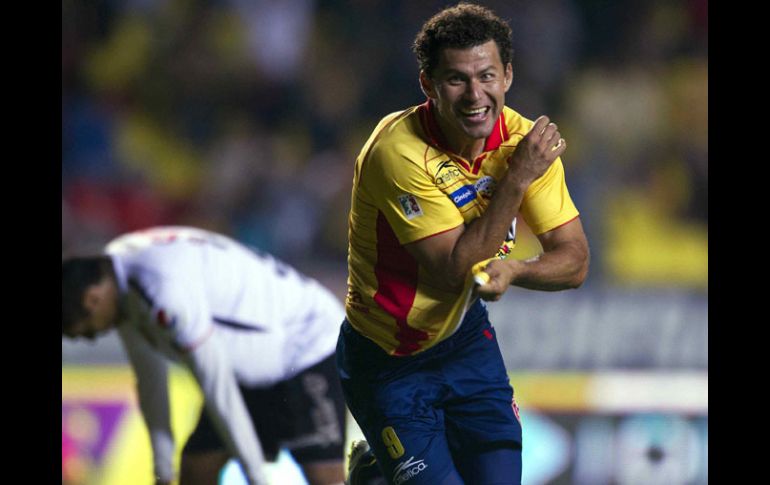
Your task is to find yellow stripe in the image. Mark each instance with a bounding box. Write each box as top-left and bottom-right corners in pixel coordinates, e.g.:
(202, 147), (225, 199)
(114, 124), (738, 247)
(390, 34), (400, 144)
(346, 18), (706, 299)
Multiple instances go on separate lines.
(508, 372), (592, 412)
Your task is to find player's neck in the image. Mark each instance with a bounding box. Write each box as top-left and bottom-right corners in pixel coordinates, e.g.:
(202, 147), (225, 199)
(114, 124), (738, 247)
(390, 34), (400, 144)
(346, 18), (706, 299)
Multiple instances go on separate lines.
(432, 107), (486, 161)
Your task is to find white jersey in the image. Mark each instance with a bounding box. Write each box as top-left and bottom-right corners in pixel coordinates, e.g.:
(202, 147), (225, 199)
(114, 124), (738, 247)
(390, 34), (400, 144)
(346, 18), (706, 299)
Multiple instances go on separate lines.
(105, 226), (345, 484)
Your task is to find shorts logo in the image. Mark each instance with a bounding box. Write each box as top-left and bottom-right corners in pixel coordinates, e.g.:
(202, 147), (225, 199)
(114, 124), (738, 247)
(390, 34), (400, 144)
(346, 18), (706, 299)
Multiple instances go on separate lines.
(475, 176), (497, 199)
(512, 395), (521, 423)
(393, 456), (428, 485)
(397, 194), (424, 220)
(449, 185), (477, 207)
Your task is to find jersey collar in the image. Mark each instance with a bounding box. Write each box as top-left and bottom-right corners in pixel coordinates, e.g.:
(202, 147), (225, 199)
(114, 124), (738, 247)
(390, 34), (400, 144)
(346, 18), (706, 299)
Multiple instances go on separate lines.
(418, 99), (510, 160)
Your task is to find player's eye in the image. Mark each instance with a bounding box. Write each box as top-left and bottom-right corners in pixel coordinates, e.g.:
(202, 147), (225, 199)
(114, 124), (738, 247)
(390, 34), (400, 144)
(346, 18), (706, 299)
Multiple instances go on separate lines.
(446, 75), (464, 85)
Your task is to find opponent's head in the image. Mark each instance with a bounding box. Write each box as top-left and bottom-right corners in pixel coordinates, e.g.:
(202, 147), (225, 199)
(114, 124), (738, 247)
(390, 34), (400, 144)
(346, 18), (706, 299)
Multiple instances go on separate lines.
(413, 3), (513, 152)
(62, 256), (120, 340)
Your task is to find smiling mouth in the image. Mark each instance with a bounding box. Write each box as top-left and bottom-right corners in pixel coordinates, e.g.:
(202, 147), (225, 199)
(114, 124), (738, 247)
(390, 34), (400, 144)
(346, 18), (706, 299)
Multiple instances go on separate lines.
(459, 106), (490, 121)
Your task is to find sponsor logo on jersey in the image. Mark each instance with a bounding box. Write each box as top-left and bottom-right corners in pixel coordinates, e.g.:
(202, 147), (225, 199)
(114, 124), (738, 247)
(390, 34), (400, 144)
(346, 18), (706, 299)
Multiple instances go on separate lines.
(449, 185), (477, 207)
(475, 175), (497, 199)
(435, 160), (462, 186)
(397, 194), (424, 220)
(346, 289), (370, 313)
(393, 456), (428, 485)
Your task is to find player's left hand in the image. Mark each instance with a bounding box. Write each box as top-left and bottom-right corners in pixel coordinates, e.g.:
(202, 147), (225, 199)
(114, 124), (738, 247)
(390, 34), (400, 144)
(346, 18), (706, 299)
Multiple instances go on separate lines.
(473, 259), (519, 301)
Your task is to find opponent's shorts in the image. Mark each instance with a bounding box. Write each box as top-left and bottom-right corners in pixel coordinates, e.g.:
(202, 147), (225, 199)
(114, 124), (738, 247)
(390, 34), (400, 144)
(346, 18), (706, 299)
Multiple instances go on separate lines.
(336, 299), (522, 484)
(183, 353), (346, 464)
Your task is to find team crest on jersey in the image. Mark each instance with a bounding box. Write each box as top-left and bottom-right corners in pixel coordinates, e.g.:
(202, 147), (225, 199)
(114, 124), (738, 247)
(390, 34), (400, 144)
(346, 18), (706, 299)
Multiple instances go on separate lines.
(397, 194), (424, 220)
(475, 176), (496, 199)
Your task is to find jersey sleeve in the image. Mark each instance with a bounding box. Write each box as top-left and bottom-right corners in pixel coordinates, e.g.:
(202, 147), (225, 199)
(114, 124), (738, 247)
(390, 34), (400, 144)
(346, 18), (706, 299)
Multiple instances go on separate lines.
(362, 145), (464, 244)
(520, 157), (580, 235)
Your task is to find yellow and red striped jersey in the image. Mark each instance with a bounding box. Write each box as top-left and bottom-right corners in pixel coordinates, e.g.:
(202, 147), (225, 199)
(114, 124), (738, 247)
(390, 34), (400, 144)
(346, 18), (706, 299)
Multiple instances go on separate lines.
(346, 100), (579, 356)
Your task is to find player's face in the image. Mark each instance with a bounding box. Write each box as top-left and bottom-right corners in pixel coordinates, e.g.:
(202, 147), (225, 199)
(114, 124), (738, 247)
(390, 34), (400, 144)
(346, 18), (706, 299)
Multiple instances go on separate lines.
(420, 40), (512, 158)
(64, 279), (119, 341)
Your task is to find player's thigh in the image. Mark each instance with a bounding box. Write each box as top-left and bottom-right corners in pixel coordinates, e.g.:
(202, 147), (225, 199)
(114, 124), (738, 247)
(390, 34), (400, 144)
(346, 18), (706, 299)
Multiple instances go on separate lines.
(443, 320), (522, 450)
(179, 450), (229, 485)
(454, 445), (522, 485)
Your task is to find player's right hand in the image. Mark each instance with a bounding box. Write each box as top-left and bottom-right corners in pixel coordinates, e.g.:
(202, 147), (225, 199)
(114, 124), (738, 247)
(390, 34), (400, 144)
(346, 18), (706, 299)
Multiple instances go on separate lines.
(507, 115), (566, 186)
(473, 259), (518, 302)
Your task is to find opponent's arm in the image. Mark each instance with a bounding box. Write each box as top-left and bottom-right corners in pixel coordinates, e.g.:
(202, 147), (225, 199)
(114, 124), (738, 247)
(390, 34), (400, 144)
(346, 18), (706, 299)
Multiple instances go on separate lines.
(476, 217), (590, 301)
(404, 116), (565, 291)
(183, 332), (269, 485)
(117, 324), (176, 485)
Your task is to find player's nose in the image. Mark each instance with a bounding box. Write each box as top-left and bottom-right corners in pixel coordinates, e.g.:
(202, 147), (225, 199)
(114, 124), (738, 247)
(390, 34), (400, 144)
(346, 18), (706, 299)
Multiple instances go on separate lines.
(464, 78), (482, 101)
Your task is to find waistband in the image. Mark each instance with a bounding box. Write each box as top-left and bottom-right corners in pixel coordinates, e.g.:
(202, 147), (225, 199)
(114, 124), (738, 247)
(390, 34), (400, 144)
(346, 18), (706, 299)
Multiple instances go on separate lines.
(341, 298), (489, 366)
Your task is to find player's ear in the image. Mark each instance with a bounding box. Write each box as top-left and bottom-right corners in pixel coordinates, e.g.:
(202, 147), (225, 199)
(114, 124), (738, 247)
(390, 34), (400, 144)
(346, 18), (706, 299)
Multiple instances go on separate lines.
(504, 63), (513, 92)
(82, 285), (101, 314)
(419, 70), (437, 99)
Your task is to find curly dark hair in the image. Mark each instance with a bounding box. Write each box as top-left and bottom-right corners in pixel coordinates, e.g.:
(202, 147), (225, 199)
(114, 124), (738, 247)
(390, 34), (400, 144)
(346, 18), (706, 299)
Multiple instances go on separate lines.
(413, 2), (513, 78)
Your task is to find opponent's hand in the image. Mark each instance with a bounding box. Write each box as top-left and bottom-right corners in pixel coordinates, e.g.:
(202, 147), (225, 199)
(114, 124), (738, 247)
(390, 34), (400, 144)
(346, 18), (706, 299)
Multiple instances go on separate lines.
(473, 259), (521, 302)
(507, 115), (566, 186)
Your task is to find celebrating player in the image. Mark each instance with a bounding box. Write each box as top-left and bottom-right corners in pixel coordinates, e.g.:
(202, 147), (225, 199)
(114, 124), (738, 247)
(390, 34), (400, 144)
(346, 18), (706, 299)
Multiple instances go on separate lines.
(338, 3), (590, 484)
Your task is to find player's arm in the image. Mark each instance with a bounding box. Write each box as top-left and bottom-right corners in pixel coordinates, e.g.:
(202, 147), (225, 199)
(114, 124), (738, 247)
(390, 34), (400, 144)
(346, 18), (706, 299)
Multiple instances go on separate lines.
(404, 116), (565, 291)
(182, 332), (269, 485)
(117, 324), (176, 485)
(476, 217), (590, 301)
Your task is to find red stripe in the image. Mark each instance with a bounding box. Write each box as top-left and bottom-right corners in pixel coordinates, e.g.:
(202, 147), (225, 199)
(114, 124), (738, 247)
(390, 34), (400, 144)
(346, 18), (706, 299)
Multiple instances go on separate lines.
(418, 100), (449, 152)
(419, 99), (508, 172)
(373, 212), (428, 355)
(501, 114), (510, 141)
(482, 112), (506, 152)
(471, 153), (487, 175)
(409, 224), (462, 244)
(536, 214), (580, 235)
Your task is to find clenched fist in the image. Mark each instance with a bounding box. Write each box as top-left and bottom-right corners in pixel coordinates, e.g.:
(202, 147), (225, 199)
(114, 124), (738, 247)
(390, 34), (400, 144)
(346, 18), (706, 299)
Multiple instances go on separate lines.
(507, 115), (566, 186)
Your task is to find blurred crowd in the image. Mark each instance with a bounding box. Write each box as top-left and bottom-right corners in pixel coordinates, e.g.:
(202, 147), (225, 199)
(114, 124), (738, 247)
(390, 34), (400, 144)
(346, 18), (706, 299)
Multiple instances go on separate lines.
(62, 0), (708, 290)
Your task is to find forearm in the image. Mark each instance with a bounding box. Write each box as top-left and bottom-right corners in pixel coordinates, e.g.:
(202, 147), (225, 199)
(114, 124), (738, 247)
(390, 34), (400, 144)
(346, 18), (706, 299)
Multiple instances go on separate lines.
(508, 240), (589, 291)
(187, 338), (269, 485)
(118, 326), (176, 482)
(443, 171), (530, 287)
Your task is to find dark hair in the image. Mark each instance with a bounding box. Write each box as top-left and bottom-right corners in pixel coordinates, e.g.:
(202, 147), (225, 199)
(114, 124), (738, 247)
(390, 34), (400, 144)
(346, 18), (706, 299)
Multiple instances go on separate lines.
(413, 2), (513, 78)
(62, 256), (113, 334)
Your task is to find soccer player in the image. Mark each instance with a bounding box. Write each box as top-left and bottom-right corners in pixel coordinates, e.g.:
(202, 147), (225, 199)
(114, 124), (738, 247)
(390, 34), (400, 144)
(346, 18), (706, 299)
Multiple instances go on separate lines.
(337, 3), (589, 485)
(62, 226), (348, 485)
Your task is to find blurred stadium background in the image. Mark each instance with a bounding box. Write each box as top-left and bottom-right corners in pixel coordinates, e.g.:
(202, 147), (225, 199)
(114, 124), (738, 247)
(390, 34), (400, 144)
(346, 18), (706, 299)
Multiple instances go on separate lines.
(62, 0), (707, 484)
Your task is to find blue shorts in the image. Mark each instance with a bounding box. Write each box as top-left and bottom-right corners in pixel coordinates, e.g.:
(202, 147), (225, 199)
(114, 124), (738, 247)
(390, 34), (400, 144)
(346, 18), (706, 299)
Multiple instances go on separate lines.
(336, 299), (522, 484)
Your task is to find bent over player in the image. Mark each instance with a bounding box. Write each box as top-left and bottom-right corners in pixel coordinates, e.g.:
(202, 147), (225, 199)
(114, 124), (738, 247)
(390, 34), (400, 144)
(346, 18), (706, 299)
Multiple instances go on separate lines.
(338, 3), (589, 485)
(63, 226), (347, 485)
